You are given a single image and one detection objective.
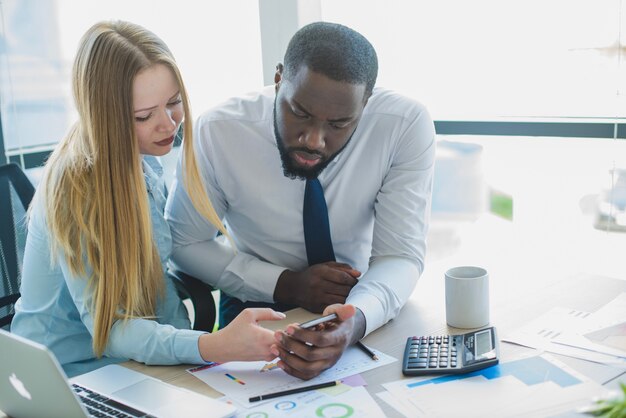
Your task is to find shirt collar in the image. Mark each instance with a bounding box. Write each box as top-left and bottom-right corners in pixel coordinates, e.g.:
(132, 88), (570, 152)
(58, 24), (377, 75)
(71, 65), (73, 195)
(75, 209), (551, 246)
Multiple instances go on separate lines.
(142, 155), (163, 193)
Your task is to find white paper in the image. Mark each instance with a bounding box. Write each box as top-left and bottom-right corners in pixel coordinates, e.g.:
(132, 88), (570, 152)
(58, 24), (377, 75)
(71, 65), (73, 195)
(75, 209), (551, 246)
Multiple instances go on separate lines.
(376, 390), (420, 417)
(230, 385), (385, 417)
(378, 355), (609, 417)
(553, 327), (626, 359)
(503, 307), (626, 367)
(188, 346), (396, 408)
(550, 293), (626, 359)
(576, 292), (626, 333)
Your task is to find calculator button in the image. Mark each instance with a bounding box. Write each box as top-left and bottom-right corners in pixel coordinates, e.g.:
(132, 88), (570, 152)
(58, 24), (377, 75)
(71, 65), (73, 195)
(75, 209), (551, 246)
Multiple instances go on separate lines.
(409, 363), (427, 369)
(450, 361), (457, 367)
(428, 362), (438, 368)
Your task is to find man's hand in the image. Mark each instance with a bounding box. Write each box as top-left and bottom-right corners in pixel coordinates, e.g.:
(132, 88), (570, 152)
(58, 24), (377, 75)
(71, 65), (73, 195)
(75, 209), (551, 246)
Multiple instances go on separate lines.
(274, 262), (361, 312)
(270, 304), (366, 380)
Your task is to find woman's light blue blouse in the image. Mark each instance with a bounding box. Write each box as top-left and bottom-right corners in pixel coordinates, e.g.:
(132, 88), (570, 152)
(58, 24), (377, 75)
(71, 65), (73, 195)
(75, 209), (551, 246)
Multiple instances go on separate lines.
(12, 156), (205, 377)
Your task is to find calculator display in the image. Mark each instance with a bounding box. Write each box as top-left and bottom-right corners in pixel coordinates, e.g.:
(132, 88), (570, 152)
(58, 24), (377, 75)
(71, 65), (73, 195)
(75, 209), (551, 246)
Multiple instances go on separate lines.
(475, 329), (492, 354)
(463, 327), (497, 365)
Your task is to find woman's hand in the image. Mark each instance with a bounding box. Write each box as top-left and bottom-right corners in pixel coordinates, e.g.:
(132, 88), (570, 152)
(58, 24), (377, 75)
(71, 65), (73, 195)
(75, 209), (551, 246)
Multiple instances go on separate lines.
(198, 308), (285, 363)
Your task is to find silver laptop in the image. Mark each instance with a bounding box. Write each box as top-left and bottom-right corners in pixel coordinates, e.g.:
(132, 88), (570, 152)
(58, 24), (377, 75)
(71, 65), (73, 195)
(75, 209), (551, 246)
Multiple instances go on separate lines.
(0, 329), (236, 418)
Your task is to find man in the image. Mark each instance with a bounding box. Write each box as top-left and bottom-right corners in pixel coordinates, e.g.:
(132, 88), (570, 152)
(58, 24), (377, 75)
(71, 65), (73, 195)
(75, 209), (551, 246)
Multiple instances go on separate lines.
(166, 22), (435, 379)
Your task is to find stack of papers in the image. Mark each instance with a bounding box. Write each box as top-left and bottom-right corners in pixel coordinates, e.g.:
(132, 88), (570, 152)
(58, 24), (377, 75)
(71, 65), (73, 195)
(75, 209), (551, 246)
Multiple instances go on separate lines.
(502, 293), (626, 369)
(376, 354), (609, 417)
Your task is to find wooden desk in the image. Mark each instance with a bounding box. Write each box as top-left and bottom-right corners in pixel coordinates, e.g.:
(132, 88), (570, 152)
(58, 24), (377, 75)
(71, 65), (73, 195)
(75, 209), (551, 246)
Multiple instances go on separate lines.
(123, 272), (626, 417)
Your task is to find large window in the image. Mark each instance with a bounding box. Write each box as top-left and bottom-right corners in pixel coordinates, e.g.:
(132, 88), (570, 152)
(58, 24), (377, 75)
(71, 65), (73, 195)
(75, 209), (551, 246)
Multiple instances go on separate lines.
(1, 1), (625, 284)
(321, 0), (626, 120)
(314, 1), (626, 281)
(0, 0), (263, 159)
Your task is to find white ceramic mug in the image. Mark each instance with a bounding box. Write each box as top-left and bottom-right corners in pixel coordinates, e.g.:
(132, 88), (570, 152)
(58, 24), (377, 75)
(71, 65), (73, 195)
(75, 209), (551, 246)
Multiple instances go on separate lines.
(445, 266), (490, 329)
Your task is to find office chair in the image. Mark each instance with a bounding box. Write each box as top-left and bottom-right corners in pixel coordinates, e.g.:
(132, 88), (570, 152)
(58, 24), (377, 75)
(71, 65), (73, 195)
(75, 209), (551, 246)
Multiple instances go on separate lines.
(0, 163), (35, 330)
(169, 268), (218, 332)
(158, 178), (217, 332)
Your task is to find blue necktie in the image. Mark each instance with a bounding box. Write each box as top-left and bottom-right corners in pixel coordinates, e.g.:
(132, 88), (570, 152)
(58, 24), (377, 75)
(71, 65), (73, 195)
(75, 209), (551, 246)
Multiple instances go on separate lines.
(303, 178), (336, 265)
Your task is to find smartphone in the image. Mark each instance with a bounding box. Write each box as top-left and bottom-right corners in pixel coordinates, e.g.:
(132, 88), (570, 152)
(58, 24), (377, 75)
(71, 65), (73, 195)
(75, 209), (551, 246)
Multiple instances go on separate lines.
(299, 313), (338, 329)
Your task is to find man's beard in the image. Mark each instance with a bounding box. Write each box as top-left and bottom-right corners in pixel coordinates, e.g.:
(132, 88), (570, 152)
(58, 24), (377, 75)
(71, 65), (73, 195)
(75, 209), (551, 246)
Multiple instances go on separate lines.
(273, 102), (354, 181)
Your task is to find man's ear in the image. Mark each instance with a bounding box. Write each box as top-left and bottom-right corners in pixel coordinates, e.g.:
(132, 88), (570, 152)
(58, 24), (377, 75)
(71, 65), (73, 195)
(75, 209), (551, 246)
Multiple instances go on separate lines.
(274, 62), (285, 83)
(274, 63), (284, 88)
(362, 91), (372, 108)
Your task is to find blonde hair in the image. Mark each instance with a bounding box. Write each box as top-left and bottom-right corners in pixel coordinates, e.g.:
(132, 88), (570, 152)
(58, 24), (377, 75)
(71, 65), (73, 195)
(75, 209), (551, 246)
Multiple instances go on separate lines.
(40, 20), (228, 356)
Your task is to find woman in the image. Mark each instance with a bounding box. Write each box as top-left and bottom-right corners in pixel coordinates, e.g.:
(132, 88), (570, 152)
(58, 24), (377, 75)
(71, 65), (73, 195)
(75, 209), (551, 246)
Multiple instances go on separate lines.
(11, 20), (284, 377)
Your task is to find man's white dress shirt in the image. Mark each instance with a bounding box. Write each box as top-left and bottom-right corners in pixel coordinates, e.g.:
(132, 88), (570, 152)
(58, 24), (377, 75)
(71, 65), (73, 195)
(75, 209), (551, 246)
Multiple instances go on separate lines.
(166, 86), (435, 336)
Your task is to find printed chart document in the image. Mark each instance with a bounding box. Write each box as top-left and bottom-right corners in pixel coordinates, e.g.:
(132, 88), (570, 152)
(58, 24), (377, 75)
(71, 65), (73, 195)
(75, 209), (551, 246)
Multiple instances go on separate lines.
(502, 304), (626, 368)
(377, 354), (609, 417)
(551, 292), (626, 358)
(188, 345), (395, 407)
(228, 385), (385, 417)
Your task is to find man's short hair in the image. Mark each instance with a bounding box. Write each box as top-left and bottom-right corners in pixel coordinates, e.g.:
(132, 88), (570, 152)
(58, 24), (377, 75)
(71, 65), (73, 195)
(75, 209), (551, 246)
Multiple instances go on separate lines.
(283, 22), (378, 96)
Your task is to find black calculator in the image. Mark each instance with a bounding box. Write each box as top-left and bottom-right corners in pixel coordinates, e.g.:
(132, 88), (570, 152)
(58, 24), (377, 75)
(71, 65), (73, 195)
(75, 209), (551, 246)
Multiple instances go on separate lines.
(402, 326), (499, 376)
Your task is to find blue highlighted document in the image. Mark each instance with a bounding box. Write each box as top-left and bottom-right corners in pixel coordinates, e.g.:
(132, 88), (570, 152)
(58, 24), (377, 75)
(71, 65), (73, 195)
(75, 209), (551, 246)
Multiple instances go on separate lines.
(407, 355), (581, 388)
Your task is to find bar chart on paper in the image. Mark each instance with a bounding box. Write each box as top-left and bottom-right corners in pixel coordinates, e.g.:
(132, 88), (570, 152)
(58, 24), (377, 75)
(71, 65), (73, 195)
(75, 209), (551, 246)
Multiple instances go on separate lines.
(188, 346), (395, 407)
(379, 355), (610, 417)
(503, 293), (626, 367)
